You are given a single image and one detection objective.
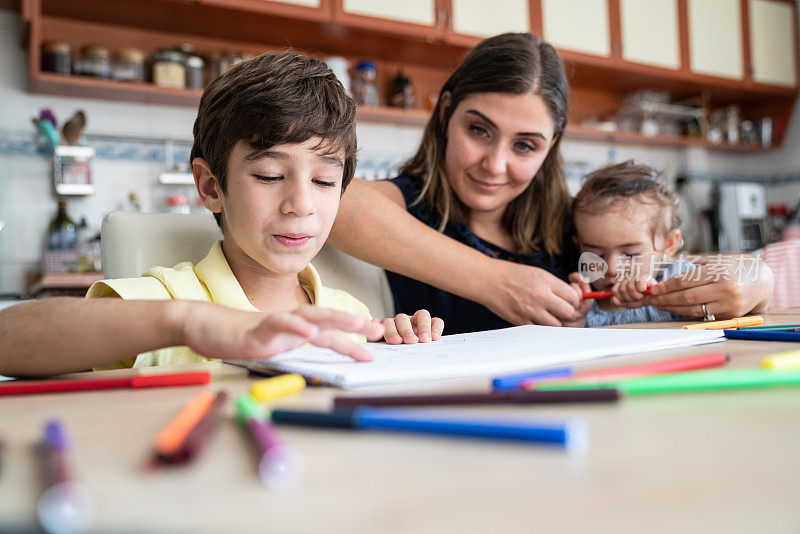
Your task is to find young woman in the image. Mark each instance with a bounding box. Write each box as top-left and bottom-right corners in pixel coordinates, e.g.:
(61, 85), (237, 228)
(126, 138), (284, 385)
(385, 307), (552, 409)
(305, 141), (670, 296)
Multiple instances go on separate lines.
(329, 33), (773, 334)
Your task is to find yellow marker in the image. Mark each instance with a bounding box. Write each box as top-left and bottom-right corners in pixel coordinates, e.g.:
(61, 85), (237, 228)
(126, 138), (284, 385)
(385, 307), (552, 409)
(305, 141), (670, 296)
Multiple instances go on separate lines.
(682, 315), (763, 330)
(251, 374), (306, 403)
(762, 350), (800, 370)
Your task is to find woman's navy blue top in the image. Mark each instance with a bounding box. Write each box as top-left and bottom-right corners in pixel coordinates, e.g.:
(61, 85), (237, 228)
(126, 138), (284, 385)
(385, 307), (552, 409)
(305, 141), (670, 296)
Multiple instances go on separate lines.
(386, 175), (578, 334)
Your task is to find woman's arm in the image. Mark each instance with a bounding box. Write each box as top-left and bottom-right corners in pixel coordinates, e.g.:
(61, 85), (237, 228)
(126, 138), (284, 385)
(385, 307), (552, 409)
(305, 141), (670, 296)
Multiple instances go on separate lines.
(330, 179), (581, 326)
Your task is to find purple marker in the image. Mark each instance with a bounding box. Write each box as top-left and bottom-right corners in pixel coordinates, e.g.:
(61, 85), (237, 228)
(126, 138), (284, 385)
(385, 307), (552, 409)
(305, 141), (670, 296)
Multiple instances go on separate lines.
(236, 395), (303, 491)
(37, 420), (95, 534)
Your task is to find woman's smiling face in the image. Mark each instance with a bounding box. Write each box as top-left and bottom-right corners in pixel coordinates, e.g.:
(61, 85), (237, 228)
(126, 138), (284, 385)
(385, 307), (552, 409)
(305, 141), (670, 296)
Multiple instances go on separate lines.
(443, 91), (556, 220)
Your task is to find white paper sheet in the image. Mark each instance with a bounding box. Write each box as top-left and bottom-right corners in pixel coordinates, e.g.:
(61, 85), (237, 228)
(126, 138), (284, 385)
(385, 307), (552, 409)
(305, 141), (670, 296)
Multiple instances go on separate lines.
(238, 325), (725, 388)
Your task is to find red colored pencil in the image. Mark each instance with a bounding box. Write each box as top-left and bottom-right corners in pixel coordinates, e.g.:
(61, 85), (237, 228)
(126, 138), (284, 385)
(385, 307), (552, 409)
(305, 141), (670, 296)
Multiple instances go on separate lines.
(0, 372), (211, 396)
(582, 288), (652, 300)
(522, 352), (729, 389)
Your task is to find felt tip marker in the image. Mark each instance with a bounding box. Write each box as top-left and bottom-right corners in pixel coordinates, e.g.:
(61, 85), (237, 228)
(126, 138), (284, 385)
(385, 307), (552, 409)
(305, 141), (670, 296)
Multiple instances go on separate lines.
(761, 349), (800, 370)
(0, 371), (211, 396)
(682, 315), (763, 330)
(236, 394), (303, 491)
(582, 288), (652, 300)
(271, 408), (589, 452)
(37, 420), (96, 534)
(521, 352), (729, 389)
(536, 368), (800, 395)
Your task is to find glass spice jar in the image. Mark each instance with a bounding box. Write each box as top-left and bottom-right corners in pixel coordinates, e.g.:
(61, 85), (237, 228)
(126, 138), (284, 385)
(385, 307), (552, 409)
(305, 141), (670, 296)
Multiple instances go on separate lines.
(76, 45), (111, 79)
(41, 41), (71, 75)
(219, 50), (242, 73)
(152, 49), (186, 89)
(202, 51), (223, 86)
(112, 47), (145, 82)
(185, 55), (205, 89)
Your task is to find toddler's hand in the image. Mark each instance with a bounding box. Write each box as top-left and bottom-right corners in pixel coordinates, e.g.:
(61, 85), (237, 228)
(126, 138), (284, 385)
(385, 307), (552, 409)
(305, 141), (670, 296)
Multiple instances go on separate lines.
(381, 310), (444, 344)
(611, 278), (655, 308)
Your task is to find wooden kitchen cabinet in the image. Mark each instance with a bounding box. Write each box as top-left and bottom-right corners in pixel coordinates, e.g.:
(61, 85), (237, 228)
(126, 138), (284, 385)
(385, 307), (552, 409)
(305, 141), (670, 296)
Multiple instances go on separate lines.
(19, 0), (799, 148)
(198, 0), (331, 22)
(332, 0), (445, 40)
(687, 0), (744, 79)
(748, 0), (798, 87)
(619, 0), (680, 70)
(542, 0), (611, 57)
(447, 0), (531, 44)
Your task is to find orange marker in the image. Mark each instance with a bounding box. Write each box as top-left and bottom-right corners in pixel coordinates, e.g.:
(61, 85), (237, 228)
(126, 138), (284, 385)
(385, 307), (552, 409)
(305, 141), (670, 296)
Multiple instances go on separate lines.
(153, 391), (215, 458)
(682, 315), (764, 330)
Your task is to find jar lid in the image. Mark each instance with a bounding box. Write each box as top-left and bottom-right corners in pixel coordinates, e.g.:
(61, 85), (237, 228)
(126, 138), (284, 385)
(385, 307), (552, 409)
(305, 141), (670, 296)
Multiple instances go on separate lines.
(80, 45), (110, 59)
(153, 49), (184, 63)
(42, 41), (71, 55)
(115, 47), (145, 64)
(356, 60), (376, 72)
(175, 43), (197, 56)
(185, 55), (205, 68)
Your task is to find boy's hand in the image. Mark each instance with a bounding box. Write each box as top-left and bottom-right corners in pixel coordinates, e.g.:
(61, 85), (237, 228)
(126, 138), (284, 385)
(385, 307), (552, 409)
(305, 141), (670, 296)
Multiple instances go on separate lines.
(611, 278), (656, 308)
(381, 310), (444, 344)
(182, 304), (385, 362)
(563, 272), (593, 327)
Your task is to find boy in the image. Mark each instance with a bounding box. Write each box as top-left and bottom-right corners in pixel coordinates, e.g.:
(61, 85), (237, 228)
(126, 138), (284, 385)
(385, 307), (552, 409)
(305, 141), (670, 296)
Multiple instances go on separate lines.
(0, 52), (443, 377)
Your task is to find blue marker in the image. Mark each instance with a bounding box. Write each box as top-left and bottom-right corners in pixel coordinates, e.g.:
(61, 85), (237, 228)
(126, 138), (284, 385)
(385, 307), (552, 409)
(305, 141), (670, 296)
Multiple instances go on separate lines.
(491, 367), (574, 391)
(723, 329), (800, 342)
(271, 408), (588, 452)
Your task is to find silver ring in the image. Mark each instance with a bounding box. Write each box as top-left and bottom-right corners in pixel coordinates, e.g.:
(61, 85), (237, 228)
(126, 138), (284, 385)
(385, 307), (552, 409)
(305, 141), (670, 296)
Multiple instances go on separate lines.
(701, 303), (715, 322)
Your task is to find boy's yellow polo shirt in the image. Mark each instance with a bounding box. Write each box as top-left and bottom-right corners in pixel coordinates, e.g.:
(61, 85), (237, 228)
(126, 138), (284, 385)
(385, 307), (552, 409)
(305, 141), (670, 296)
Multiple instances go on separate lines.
(87, 241), (372, 370)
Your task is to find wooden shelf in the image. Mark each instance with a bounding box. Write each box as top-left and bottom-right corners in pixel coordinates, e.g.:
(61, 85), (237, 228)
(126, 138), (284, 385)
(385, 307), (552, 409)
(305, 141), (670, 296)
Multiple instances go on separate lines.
(563, 124), (770, 151)
(30, 70), (434, 125)
(356, 106), (431, 126)
(30, 71), (204, 107)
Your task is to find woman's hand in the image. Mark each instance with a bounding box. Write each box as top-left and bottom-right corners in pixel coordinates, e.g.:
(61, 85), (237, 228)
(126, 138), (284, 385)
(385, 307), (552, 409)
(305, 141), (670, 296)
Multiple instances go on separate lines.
(485, 260), (582, 327)
(646, 258), (774, 319)
(182, 304), (385, 362)
(381, 309), (445, 345)
(562, 272), (593, 327)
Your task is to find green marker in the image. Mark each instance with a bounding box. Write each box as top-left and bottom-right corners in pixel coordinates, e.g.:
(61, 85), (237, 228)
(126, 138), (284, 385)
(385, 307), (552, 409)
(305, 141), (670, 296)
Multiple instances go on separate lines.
(235, 393), (268, 424)
(535, 368), (800, 395)
(737, 324), (800, 331)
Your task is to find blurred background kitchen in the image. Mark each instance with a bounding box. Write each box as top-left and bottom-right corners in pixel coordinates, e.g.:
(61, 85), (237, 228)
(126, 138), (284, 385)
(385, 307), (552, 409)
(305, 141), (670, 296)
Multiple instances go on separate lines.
(0, 0), (798, 304)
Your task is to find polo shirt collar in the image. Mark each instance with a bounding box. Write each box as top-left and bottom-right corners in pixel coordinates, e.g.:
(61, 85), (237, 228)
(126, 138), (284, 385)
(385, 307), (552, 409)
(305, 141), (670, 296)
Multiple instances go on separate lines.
(194, 241), (324, 311)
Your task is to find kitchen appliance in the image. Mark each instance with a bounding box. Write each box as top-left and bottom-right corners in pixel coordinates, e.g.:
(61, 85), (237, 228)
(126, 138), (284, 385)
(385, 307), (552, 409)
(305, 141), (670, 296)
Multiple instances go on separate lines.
(718, 182), (766, 252)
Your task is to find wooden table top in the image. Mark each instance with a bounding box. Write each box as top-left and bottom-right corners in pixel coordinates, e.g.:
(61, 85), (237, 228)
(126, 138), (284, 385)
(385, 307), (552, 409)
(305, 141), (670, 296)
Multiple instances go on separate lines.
(1, 311), (799, 534)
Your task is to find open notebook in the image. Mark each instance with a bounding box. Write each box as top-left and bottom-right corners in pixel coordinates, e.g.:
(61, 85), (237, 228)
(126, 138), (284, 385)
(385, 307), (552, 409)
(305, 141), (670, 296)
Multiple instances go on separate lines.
(236, 325), (725, 389)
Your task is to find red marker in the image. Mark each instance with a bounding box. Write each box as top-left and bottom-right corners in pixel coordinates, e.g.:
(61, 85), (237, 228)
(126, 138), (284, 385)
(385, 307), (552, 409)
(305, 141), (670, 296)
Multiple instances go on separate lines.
(522, 352), (729, 389)
(582, 287), (652, 300)
(0, 372), (211, 396)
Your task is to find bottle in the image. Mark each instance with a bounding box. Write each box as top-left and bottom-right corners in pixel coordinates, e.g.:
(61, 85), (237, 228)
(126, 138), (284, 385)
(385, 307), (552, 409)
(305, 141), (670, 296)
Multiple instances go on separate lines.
(389, 70), (414, 109)
(47, 201), (77, 250)
(352, 61), (379, 107)
(165, 195), (190, 214)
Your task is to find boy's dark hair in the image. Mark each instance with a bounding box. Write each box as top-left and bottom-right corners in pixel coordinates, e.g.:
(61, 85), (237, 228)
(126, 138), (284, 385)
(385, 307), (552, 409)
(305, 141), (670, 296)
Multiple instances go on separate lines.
(573, 160), (681, 236)
(190, 51), (358, 227)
